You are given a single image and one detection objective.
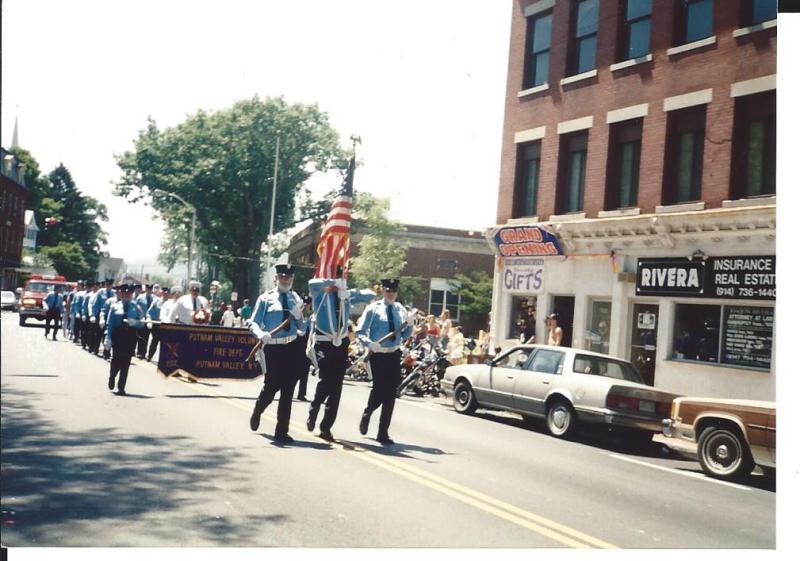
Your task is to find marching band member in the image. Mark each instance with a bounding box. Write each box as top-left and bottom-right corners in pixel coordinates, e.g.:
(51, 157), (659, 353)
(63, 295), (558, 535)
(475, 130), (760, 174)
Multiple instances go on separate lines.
(105, 283), (145, 395)
(247, 264), (305, 444)
(355, 278), (412, 445)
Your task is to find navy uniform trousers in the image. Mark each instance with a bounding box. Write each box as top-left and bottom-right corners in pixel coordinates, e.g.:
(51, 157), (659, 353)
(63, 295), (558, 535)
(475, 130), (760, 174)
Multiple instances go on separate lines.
(252, 340), (301, 437)
(109, 324), (137, 392)
(309, 339), (349, 432)
(364, 350), (402, 438)
(44, 308), (61, 339)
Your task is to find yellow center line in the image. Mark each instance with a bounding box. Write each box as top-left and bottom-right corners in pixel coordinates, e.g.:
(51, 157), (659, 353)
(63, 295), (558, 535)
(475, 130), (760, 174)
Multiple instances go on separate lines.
(169, 375), (617, 549)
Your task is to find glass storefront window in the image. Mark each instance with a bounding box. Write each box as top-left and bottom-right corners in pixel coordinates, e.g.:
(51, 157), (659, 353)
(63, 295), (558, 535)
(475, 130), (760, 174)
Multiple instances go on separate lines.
(586, 301), (611, 354)
(673, 303), (772, 370)
(509, 295), (537, 342)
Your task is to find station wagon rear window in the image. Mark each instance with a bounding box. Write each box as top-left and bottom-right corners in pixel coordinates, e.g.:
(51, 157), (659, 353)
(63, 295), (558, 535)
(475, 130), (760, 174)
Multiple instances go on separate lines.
(573, 354), (644, 383)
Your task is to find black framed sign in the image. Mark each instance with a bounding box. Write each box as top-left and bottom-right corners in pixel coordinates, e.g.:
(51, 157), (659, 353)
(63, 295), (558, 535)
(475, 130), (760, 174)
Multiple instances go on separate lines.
(636, 256), (775, 301)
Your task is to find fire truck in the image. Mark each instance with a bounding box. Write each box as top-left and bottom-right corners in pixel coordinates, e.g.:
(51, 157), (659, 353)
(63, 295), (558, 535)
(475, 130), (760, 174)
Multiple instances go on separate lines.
(18, 274), (75, 327)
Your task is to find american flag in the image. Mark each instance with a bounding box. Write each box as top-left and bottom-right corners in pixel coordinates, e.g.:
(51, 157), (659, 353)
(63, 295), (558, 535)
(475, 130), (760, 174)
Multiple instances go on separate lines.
(314, 156), (355, 279)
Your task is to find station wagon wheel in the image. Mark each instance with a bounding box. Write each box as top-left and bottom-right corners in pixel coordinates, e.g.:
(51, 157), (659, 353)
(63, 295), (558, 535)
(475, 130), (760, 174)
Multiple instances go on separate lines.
(453, 380), (477, 415)
(546, 400), (577, 439)
(697, 426), (755, 481)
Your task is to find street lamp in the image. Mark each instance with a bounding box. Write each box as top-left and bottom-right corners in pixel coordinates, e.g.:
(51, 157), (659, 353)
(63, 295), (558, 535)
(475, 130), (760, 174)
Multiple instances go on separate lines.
(153, 189), (197, 288)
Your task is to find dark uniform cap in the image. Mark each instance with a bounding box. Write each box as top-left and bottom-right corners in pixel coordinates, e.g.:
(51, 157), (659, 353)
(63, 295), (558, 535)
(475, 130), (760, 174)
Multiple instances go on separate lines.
(104, 278), (114, 284)
(114, 283), (138, 292)
(380, 278), (400, 290)
(77, 280), (85, 286)
(144, 284), (153, 290)
(275, 264), (295, 276)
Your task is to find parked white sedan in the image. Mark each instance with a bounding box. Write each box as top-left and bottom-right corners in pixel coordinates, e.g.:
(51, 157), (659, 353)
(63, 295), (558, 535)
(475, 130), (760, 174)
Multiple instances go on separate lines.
(442, 345), (679, 441)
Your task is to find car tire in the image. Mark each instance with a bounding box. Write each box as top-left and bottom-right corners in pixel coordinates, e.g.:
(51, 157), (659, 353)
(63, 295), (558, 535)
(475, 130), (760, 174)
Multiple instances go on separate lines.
(546, 400), (577, 439)
(453, 380), (477, 415)
(697, 425), (755, 481)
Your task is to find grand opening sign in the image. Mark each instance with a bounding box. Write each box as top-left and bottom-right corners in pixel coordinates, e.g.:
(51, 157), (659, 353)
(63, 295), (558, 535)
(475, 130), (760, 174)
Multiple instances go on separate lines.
(492, 226), (563, 257)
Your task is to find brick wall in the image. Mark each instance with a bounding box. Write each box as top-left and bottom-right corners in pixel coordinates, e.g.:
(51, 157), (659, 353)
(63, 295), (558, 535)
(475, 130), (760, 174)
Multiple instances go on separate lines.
(497, 0), (777, 224)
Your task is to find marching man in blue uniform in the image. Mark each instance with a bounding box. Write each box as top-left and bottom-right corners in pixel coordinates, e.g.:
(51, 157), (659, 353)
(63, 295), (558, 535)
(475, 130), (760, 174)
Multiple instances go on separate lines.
(99, 285), (118, 360)
(105, 283), (145, 395)
(81, 280), (97, 350)
(71, 281), (85, 344)
(356, 278), (413, 445)
(306, 272), (375, 441)
(248, 264), (306, 444)
(43, 285), (65, 341)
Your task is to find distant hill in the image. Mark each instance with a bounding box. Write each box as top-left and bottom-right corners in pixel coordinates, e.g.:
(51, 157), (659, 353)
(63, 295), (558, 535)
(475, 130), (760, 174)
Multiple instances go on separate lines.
(123, 256), (185, 284)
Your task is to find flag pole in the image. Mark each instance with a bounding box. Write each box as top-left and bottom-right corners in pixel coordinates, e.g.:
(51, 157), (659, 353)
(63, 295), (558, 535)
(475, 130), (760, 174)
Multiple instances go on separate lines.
(265, 135), (280, 291)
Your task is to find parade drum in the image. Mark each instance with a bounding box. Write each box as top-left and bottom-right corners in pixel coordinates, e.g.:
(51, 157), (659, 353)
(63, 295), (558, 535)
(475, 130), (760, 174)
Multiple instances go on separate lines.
(192, 309), (211, 324)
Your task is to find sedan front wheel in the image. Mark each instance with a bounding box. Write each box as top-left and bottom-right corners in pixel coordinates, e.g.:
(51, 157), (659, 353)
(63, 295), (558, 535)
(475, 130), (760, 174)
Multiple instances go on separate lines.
(453, 380), (477, 415)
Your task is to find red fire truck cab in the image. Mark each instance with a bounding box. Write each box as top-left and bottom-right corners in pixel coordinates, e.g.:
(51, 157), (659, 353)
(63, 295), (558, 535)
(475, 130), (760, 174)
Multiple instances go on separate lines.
(18, 274), (74, 327)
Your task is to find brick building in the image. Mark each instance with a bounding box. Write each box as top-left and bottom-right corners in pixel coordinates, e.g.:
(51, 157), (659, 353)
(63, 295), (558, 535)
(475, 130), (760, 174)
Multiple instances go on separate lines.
(1, 147), (30, 290)
(489, 0), (776, 399)
(286, 220), (494, 335)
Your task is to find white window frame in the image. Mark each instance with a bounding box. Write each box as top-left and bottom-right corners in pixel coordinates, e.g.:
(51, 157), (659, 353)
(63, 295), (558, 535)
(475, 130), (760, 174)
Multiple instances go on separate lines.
(428, 277), (461, 321)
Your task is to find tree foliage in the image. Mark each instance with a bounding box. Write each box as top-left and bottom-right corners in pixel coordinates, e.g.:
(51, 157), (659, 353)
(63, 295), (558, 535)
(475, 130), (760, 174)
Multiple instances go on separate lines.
(115, 96), (343, 300)
(452, 270), (493, 328)
(9, 149), (108, 280)
(348, 194), (407, 290)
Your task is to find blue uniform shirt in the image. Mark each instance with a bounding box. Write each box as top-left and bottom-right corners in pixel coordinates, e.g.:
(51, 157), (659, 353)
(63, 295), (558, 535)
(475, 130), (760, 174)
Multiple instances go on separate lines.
(43, 291), (65, 313)
(309, 278), (375, 339)
(146, 296), (163, 320)
(137, 293), (155, 317)
(82, 290), (94, 316)
(106, 298), (145, 342)
(356, 299), (413, 351)
(100, 295), (117, 326)
(249, 288), (304, 342)
(72, 290), (85, 316)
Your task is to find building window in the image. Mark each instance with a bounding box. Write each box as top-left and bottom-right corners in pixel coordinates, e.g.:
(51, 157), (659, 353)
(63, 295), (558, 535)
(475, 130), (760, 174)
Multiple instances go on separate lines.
(514, 141), (541, 218)
(568, 0), (599, 75)
(557, 131), (588, 213)
(675, 0), (714, 45)
(731, 91), (775, 199)
(585, 300), (611, 353)
(429, 278), (460, 320)
(618, 0), (652, 61)
(663, 106), (706, 204)
(606, 119), (642, 209)
(673, 304), (772, 371)
(741, 0), (776, 26)
(510, 295), (538, 341)
(524, 11), (552, 88)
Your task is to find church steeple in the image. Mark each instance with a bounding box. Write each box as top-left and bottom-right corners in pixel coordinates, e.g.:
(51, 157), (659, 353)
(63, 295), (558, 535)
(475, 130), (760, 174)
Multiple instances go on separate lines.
(11, 117), (19, 148)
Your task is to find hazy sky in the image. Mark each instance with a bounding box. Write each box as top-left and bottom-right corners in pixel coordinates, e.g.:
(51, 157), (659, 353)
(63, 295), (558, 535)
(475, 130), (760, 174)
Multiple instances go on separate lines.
(1, 0), (511, 262)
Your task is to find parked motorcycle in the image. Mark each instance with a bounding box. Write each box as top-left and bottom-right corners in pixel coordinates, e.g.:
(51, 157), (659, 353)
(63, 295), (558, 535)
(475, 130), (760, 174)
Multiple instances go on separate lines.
(396, 342), (451, 398)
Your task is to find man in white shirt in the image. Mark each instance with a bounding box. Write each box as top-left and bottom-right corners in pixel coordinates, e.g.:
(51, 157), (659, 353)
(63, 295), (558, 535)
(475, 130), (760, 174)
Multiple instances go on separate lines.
(170, 280), (208, 324)
(160, 286), (182, 324)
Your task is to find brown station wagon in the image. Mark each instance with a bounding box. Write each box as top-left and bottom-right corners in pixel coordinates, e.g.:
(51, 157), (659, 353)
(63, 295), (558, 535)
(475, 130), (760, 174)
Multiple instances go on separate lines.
(662, 398), (776, 481)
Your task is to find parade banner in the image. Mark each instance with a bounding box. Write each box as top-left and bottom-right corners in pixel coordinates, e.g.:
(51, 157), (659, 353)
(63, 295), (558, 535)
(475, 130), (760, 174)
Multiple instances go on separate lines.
(491, 225), (563, 257)
(157, 323), (262, 380)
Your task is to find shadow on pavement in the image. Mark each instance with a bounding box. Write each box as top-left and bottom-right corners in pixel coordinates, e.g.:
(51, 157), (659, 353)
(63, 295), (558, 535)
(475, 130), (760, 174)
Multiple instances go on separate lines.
(340, 439), (452, 462)
(258, 434), (333, 450)
(0, 385), (288, 546)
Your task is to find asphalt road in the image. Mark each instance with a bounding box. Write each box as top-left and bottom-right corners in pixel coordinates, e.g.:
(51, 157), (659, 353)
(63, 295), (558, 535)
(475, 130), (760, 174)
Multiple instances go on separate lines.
(1, 310), (776, 548)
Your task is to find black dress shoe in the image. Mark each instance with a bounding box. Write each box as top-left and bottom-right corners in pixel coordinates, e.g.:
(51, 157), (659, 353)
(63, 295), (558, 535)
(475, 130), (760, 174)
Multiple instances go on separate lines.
(117, 389), (126, 396)
(306, 410), (317, 432)
(108, 376), (115, 390)
(359, 412), (370, 435)
(296, 395), (307, 402)
(319, 430), (335, 442)
(377, 435), (395, 446)
(250, 410), (261, 432)
(274, 434), (294, 444)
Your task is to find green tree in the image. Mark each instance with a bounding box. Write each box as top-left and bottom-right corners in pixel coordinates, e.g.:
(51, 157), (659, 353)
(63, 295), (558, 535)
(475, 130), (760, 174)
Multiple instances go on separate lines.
(38, 164), (108, 278)
(8, 147), (49, 210)
(452, 270), (493, 329)
(39, 242), (90, 280)
(115, 96), (343, 301)
(348, 194), (408, 289)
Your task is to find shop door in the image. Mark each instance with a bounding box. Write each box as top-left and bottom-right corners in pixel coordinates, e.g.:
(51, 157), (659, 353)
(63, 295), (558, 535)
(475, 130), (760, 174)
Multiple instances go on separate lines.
(630, 303), (658, 386)
(552, 296), (574, 348)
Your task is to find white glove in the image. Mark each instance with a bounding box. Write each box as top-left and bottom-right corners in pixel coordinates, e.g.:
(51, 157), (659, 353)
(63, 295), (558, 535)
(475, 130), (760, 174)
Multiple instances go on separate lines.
(90, 316), (97, 324)
(334, 278), (348, 293)
(104, 338), (111, 348)
(260, 331), (273, 344)
(99, 320), (105, 328)
(82, 315), (87, 321)
(369, 342), (382, 352)
(147, 321), (153, 330)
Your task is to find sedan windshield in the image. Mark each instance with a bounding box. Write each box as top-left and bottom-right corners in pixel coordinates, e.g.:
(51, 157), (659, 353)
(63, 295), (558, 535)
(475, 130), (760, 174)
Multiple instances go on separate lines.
(573, 354), (644, 384)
